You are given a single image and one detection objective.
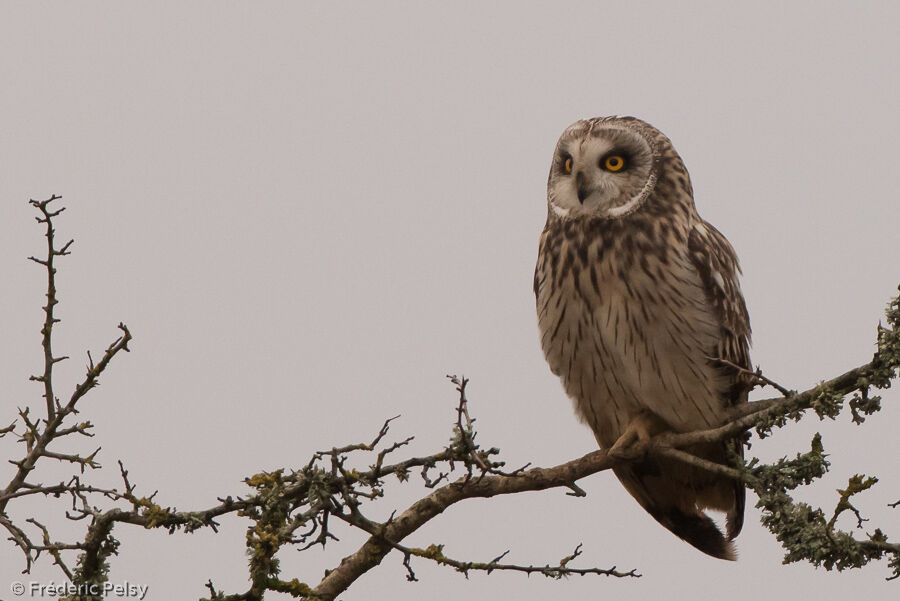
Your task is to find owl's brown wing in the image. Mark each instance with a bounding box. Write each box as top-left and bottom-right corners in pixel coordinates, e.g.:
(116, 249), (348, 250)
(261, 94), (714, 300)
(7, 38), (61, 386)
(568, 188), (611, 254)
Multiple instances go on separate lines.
(687, 219), (752, 539)
(687, 220), (752, 395)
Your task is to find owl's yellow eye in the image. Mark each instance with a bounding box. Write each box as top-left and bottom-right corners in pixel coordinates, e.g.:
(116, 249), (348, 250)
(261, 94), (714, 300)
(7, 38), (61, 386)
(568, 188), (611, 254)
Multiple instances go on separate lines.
(604, 155), (625, 172)
(564, 157), (573, 174)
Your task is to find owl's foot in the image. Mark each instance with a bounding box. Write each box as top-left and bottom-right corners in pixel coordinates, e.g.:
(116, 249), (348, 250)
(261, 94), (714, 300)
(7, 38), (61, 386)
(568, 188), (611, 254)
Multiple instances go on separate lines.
(608, 411), (665, 461)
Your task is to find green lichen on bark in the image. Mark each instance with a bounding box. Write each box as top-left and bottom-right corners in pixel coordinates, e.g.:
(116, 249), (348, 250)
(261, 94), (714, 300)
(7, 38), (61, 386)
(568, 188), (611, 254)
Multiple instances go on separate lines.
(241, 470), (314, 598)
(810, 386), (845, 420)
(751, 436), (895, 574)
(872, 289), (900, 388)
(745, 288), (900, 580)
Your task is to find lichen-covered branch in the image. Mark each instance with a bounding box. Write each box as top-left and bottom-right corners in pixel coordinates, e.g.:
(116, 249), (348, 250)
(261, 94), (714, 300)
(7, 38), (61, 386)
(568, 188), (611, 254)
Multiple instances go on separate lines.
(750, 437), (900, 579)
(660, 289), (900, 581)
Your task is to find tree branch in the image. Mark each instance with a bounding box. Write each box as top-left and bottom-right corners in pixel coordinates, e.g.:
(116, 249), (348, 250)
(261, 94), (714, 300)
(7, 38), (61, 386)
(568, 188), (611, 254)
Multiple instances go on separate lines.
(27, 194), (68, 423)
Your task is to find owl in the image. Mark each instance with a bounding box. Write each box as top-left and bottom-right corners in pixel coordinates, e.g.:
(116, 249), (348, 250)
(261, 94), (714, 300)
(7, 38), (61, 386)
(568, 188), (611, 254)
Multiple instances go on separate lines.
(534, 116), (751, 560)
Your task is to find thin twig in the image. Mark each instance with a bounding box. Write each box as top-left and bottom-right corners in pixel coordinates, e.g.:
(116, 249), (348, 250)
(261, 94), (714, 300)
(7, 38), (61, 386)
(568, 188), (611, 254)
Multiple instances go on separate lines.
(710, 356), (794, 397)
(27, 194), (67, 423)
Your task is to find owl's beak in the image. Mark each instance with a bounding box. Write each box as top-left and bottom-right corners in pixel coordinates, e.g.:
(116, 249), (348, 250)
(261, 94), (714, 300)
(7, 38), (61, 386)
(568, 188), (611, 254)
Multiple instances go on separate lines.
(575, 171), (590, 204)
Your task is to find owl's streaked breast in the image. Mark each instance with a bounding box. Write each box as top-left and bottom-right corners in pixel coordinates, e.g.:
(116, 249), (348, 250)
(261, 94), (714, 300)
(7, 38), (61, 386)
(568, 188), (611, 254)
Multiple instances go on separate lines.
(535, 220), (731, 448)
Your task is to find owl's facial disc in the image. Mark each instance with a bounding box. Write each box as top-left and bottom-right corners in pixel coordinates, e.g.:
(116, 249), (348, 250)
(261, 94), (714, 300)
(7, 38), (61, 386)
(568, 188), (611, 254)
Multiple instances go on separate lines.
(548, 122), (656, 219)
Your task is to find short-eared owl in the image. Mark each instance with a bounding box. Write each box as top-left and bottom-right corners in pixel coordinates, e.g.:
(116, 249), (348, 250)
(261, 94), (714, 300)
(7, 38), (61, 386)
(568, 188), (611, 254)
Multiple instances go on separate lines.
(534, 116), (751, 560)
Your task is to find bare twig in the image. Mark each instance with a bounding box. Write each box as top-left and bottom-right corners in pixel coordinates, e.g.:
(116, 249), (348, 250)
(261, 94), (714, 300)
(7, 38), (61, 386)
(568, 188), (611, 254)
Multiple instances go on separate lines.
(0, 321), (131, 514)
(711, 356), (794, 397)
(26, 518), (77, 580)
(27, 194), (68, 422)
(448, 375), (491, 473)
(386, 538), (637, 580)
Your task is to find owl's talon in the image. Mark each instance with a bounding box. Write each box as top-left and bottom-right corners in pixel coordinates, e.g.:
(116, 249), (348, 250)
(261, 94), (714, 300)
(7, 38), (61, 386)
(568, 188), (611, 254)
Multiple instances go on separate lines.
(608, 440), (649, 461)
(608, 411), (659, 461)
(608, 434), (650, 461)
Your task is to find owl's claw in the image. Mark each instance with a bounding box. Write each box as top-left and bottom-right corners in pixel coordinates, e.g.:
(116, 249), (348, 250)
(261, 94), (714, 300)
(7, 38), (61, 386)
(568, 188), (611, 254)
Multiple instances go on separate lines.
(608, 412), (660, 461)
(609, 429), (649, 460)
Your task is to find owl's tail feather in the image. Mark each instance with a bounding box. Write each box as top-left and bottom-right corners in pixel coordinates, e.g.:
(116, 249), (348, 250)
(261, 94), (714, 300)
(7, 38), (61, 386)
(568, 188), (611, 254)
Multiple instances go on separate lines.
(613, 461), (738, 561)
(647, 505), (736, 561)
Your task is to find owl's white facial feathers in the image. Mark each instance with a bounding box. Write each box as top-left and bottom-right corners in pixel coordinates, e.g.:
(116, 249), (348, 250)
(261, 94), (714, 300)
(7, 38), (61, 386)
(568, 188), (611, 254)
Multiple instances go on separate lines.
(547, 122), (656, 220)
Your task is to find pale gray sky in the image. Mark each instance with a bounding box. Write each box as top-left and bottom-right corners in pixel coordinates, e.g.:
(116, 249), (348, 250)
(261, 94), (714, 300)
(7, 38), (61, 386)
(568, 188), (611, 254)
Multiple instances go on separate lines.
(1, 2), (899, 600)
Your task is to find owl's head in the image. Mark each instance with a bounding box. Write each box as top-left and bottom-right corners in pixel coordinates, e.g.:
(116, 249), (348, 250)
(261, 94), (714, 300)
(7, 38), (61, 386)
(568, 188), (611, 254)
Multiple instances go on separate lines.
(546, 116), (687, 220)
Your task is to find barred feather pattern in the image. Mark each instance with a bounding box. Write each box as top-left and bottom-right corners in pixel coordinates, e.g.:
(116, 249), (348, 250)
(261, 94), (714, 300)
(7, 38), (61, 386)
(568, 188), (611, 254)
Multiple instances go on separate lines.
(534, 117), (751, 560)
